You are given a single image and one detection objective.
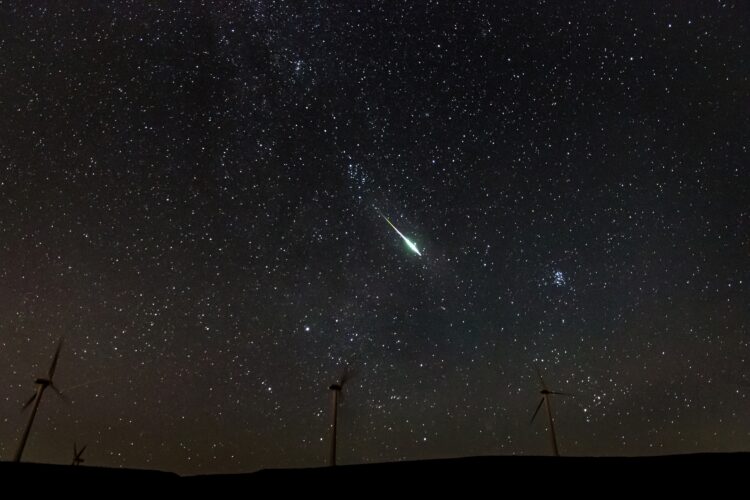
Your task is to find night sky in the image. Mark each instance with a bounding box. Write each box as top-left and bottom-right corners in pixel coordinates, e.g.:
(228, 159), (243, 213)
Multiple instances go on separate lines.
(1, 1), (748, 475)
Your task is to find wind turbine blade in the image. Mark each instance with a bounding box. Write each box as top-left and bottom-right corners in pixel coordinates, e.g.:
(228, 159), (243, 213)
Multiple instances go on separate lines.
(74, 443), (78, 456)
(534, 366), (549, 391)
(48, 338), (64, 379)
(549, 391), (574, 397)
(22, 392), (36, 411)
(530, 398), (544, 424)
(79, 444), (87, 455)
(62, 376), (113, 393)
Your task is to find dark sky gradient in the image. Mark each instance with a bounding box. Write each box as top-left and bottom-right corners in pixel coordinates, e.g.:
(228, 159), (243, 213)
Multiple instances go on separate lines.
(1, 1), (748, 474)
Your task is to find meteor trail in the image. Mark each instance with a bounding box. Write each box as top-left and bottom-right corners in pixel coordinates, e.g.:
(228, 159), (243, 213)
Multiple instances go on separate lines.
(379, 212), (422, 256)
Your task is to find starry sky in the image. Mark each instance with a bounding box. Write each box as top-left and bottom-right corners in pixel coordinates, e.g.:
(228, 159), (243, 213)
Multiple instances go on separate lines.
(1, 1), (748, 475)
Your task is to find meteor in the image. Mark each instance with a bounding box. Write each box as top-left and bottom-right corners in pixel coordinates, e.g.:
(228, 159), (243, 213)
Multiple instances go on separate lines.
(379, 212), (422, 256)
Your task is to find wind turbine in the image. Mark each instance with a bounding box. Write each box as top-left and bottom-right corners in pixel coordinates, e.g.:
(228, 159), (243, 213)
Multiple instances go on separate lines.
(530, 366), (572, 457)
(72, 442), (86, 466)
(13, 338), (66, 462)
(328, 366), (353, 466)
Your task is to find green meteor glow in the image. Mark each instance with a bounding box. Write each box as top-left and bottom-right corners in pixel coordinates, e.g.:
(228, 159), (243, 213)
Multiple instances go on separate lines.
(381, 214), (422, 256)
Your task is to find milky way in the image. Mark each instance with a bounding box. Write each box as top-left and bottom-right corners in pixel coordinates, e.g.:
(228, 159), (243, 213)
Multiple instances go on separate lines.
(0, 2), (748, 474)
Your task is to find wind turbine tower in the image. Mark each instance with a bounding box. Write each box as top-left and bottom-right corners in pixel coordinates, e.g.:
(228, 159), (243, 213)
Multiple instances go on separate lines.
(530, 367), (572, 457)
(328, 367), (353, 466)
(13, 338), (66, 462)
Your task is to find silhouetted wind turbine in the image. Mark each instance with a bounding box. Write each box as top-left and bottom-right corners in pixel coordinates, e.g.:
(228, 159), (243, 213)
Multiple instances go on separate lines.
(72, 442), (86, 466)
(13, 338), (66, 462)
(328, 366), (353, 466)
(530, 366), (572, 457)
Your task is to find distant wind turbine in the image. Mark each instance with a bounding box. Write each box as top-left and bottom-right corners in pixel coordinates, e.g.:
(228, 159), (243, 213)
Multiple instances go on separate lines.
(328, 366), (354, 466)
(13, 338), (67, 462)
(530, 366), (572, 457)
(72, 442), (86, 466)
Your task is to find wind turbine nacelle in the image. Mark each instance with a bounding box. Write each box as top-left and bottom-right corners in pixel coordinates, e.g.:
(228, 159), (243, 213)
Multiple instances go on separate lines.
(329, 384), (342, 391)
(34, 378), (50, 386)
